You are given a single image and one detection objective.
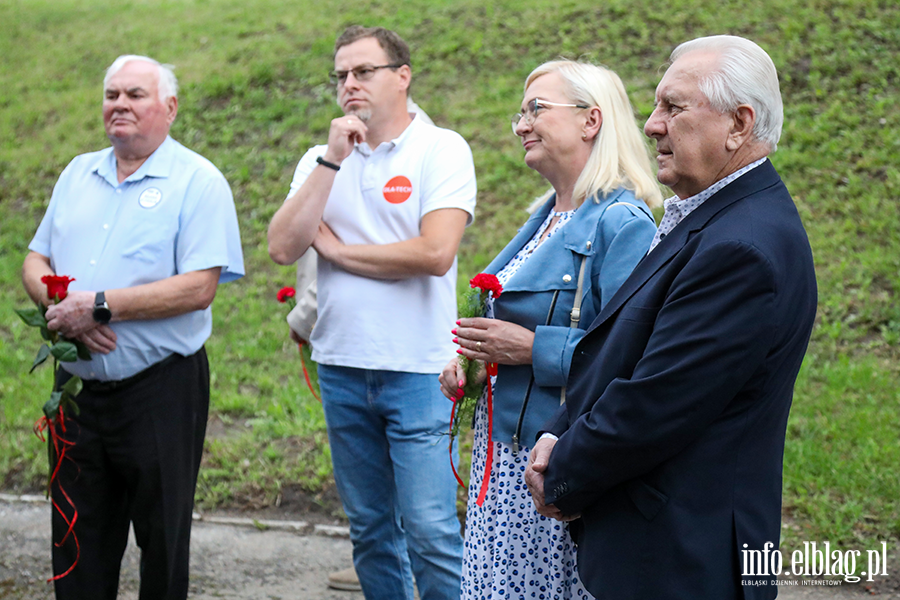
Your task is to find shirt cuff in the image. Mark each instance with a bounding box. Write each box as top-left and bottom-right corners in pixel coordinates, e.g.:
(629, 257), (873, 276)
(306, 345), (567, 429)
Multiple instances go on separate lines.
(539, 432), (559, 442)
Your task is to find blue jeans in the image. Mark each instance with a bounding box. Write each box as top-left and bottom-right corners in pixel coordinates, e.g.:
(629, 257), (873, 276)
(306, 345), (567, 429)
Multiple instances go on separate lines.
(318, 365), (463, 600)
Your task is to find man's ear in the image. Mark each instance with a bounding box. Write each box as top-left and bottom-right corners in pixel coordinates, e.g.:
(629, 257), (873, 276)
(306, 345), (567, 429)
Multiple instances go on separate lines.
(726, 104), (755, 151)
(397, 64), (411, 94)
(166, 95), (178, 125)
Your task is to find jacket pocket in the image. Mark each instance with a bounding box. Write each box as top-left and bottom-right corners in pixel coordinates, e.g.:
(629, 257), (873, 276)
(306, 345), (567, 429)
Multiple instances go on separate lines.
(618, 305), (660, 324)
(626, 478), (669, 521)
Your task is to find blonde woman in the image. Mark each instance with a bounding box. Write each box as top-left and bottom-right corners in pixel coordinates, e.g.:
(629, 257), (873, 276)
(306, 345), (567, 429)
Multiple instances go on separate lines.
(440, 60), (661, 599)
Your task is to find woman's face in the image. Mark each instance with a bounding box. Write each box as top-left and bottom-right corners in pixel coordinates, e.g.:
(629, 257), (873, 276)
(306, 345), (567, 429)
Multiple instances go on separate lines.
(514, 72), (589, 178)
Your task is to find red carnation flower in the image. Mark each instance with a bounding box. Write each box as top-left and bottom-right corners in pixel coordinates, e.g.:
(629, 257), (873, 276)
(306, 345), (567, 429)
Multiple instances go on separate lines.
(276, 287), (296, 303)
(469, 273), (502, 298)
(41, 275), (76, 302)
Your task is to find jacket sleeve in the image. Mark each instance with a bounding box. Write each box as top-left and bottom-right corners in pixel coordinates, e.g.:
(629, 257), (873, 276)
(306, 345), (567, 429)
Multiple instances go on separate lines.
(530, 207), (656, 387)
(544, 241), (778, 514)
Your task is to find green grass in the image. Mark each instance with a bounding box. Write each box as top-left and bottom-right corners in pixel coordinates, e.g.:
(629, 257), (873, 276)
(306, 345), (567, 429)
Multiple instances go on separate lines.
(1, 0), (899, 548)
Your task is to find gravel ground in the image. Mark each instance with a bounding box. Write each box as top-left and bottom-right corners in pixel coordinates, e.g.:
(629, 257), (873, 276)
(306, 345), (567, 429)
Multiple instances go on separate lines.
(1, 496), (894, 599)
(0, 497), (359, 599)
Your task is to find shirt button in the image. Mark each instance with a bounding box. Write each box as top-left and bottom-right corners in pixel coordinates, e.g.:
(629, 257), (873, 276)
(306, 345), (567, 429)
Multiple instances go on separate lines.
(90, 260), (96, 265)
(116, 189), (122, 194)
(103, 224), (109, 230)
(660, 233), (666, 239)
(563, 274), (572, 283)
(586, 241), (592, 249)
(90, 372), (96, 378)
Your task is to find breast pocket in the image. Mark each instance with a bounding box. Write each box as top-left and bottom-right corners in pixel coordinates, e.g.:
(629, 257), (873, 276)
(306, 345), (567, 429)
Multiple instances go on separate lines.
(618, 305), (660, 324)
(120, 219), (175, 264)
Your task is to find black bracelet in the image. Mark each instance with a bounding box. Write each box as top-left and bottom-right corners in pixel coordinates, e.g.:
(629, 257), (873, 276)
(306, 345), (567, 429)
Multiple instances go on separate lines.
(316, 156), (341, 171)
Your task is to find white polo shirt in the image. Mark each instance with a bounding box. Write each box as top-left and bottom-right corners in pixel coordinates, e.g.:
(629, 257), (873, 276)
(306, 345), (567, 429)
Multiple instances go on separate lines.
(286, 115), (477, 373)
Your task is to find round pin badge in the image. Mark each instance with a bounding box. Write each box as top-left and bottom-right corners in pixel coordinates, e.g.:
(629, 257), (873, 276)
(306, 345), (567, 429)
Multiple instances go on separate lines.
(138, 187), (162, 208)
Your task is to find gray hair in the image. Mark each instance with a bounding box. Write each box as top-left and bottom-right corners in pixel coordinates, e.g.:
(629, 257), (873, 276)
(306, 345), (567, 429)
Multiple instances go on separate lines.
(104, 55), (178, 102)
(671, 35), (783, 151)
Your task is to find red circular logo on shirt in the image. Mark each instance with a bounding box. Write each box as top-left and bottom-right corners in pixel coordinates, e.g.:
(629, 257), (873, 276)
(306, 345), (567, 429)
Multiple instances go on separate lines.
(383, 176), (413, 204)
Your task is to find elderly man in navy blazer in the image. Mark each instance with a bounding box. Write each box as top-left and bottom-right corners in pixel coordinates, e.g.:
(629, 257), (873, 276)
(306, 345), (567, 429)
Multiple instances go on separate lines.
(525, 35), (817, 599)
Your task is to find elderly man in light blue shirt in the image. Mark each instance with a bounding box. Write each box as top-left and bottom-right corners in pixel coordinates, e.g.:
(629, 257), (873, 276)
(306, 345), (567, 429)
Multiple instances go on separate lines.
(22, 54), (243, 600)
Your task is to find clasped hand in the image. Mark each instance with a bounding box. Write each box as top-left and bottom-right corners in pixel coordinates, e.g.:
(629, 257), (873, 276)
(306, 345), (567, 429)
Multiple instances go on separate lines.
(525, 437), (579, 522)
(45, 290), (117, 354)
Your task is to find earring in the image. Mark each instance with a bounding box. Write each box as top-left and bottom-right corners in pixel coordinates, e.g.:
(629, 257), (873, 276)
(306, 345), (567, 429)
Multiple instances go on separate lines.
(582, 133), (587, 140)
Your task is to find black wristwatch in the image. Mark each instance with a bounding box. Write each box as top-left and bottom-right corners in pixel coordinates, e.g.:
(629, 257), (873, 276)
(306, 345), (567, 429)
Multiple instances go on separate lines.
(92, 291), (112, 324)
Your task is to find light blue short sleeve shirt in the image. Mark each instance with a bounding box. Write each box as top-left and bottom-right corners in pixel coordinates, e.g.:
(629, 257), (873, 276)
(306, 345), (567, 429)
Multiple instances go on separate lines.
(29, 136), (245, 381)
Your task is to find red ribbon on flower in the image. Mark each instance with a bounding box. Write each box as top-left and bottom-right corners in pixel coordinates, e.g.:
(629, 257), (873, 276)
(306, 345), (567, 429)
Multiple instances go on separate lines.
(34, 407), (80, 582)
(475, 362), (498, 507)
(296, 341), (320, 403)
(41, 274), (76, 302)
(276, 286), (320, 402)
(448, 272), (504, 491)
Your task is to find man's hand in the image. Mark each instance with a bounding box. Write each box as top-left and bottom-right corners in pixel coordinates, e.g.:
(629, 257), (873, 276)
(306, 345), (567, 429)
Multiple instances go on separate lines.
(45, 290), (97, 338)
(312, 222), (343, 264)
(323, 115), (368, 165)
(526, 436), (577, 521)
(77, 325), (117, 354)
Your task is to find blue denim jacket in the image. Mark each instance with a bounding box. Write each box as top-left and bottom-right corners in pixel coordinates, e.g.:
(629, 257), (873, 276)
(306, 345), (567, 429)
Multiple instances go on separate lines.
(484, 187), (656, 449)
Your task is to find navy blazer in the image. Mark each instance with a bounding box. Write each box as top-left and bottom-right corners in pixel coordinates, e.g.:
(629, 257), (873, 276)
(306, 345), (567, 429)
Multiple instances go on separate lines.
(543, 161), (817, 600)
(485, 187), (656, 448)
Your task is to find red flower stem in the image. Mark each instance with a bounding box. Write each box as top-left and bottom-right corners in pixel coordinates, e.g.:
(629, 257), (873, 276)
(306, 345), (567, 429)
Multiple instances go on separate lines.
(297, 342), (320, 403)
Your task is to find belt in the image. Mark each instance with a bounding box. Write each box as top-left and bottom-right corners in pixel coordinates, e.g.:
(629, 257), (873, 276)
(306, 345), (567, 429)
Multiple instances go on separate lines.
(80, 353), (183, 393)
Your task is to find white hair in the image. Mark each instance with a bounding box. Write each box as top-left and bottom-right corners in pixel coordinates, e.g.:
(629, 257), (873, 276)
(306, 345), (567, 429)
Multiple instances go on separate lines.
(671, 35), (783, 151)
(526, 60), (663, 208)
(104, 55), (178, 102)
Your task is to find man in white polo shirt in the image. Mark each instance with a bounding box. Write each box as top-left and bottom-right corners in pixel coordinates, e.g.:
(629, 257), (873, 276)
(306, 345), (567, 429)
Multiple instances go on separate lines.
(268, 25), (476, 600)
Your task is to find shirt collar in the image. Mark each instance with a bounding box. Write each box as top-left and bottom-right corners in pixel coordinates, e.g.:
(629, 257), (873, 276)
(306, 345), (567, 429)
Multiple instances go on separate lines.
(92, 136), (176, 187)
(663, 156), (768, 215)
(354, 113), (422, 157)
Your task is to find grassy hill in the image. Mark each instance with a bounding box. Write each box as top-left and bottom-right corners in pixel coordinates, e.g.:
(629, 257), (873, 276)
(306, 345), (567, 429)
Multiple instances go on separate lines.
(1, 0), (898, 547)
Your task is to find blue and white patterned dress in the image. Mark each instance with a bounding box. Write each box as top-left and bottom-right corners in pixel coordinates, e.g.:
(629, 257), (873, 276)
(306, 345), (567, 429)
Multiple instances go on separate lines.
(461, 209), (593, 600)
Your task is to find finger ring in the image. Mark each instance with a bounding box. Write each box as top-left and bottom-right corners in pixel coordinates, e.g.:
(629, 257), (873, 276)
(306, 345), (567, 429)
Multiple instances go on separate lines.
(476, 341), (482, 351)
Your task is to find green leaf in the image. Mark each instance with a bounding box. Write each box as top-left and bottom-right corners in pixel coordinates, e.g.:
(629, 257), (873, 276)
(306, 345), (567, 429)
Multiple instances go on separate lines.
(61, 375), (83, 398)
(50, 341), (78, 362)
(43, 391), (62, 420)
(70, 338), (92, 361)
(40, 325), (51, 341)
(30, 344), (51, 373)
(14, 307), (46, 328)
(61, 395), (80, 417)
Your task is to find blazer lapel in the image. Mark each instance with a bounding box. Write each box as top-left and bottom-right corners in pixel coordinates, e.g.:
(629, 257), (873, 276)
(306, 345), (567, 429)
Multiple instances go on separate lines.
(584, 160), (782, 335)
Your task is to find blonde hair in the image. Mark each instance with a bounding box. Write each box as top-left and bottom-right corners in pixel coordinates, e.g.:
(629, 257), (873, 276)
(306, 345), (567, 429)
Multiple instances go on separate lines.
(525, 60), (662, 208)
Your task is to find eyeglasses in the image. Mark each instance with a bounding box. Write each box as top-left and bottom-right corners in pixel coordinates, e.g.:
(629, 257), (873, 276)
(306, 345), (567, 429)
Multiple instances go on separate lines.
(329, 63), (405, 86)
(511, 98), (589, 134)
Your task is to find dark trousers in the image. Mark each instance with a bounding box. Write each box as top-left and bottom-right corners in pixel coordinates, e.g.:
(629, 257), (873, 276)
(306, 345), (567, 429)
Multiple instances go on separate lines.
(51, 348), (209, 600)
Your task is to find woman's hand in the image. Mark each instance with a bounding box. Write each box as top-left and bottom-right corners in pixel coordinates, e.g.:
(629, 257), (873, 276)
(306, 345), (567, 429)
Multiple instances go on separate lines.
(454, 317), (535, 365)
(438, 358), (467, 401)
